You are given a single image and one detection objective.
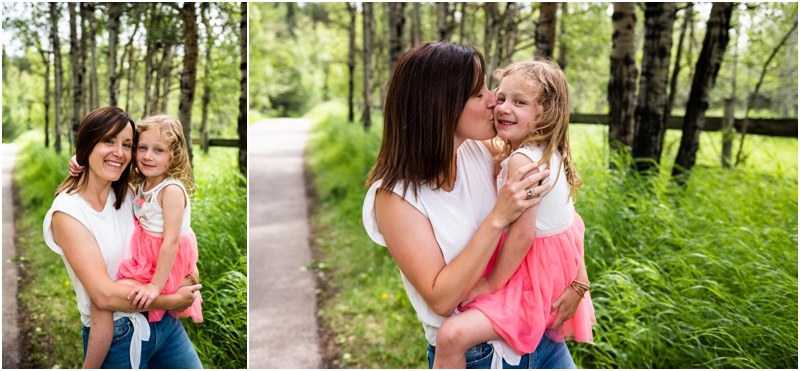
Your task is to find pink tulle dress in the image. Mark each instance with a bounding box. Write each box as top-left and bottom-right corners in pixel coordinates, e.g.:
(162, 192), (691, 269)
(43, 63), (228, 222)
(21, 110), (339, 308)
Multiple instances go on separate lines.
(117, 178), (203, 323)
(464, 145), (595, 355)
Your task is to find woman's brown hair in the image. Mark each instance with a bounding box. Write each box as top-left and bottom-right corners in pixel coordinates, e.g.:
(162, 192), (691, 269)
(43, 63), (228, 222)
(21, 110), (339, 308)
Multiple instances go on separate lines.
(55, 107), (135, 209)
(367, 41), (486, 198)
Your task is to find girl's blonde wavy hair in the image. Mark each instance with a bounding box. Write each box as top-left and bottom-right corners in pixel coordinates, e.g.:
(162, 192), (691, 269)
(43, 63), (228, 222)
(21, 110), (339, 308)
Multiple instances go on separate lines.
(494, 59), (582, 200)
(130, 114), (195, 193)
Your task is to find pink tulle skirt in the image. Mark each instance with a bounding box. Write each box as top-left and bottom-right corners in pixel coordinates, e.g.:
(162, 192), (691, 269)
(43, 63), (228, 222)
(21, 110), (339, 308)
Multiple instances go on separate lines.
(117, 220), (203, 323)
(464, 211), (595, 355)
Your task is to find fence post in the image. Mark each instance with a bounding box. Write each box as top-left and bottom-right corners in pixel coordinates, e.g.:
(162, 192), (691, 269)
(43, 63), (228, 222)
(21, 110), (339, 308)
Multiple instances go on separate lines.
(721, 98), (735, 168)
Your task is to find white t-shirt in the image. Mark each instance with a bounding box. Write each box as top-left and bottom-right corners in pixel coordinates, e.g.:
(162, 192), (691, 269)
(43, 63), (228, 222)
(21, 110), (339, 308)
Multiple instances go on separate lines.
(496, 144), (574, 236)
(363, 139), (520, 366)
(43, 188), (151, 369)
(134, 178), (191, 237)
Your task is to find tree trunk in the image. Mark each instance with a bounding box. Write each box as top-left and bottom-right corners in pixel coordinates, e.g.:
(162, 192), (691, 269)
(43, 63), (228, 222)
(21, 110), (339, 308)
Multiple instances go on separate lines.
(159, 45), (175, 113)
(238, 2), (247, 177)
(87, 3), (98, 110)
(412, 2), (422, 46)
(107, 2), (123, 107)
(175, 2), (199, 165)
(144, 41), (157, 115)
(347, 2), (356, 123)
(735, 19), (798, 166)
(459, 2), (467, 44)
(535, 2), (558, 59)
(607, 2), (638, 155)
(632, 2), (676, 174)
(125, 39), (137, 114)
(362, 2), (374, 129)
(721, 98), (735, 168)
(69, 3), (82, 145)
(436, 3), (454, 41)
(388, 2), (406, 75)
(672, 2), (733, 181)
(80, 3), (91, 114)
(50, 3), (64, 153)
(666, 4), (691, 120)
(497, 3), (519, 69)
(200, 2), (212, 153)
(483, 3), (501, 83)
(42, 33), (51, 148)
(557, 2), (568, 70)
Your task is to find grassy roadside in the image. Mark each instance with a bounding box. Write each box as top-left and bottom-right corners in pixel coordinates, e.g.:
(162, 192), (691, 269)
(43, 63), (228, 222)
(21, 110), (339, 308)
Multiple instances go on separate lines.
(305, 101), (798, 368)
(12, 131), (247, 369)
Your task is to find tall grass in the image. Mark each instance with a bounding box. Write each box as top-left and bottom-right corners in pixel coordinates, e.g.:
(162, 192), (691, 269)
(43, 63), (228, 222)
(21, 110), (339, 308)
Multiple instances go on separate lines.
(306, 101), (798, 368)
(11, 131), (247, 369)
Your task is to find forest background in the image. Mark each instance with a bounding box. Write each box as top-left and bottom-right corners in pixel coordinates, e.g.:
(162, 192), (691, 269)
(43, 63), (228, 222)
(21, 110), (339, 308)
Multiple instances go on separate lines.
(252, 2), (798, 368)
(3, 2), (247, 368)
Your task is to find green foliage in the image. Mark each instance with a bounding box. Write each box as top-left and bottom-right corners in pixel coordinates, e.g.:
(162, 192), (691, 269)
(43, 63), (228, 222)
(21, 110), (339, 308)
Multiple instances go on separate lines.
(182, 146), (248, 369)
(12, 133), (247, 369)
(2, 2), (243, 143)
(250, 3), (347, 117)
(13, 130), (83, 368)
(306, 101), (798, 368)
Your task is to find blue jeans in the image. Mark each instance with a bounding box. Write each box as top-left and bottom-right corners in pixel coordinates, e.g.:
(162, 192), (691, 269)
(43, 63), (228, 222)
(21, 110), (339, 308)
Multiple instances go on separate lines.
(82, 312), (203, 369)
(427, 334), (576, 369)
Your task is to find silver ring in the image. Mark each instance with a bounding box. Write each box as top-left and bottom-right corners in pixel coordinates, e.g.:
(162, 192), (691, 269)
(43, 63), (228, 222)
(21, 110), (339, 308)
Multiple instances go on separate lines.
(526, 189), (533, 200)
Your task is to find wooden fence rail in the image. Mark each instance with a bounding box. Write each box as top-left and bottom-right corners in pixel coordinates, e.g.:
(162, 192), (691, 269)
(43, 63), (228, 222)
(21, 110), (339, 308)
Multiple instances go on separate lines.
(570, 114), (798, 138)
(191, 138), (239, 147)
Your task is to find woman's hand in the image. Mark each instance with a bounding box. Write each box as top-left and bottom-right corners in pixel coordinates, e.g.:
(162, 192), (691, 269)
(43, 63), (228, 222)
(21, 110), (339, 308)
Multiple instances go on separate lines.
(547, 286), (582, 330)
(492, 162), (551, 227)
(127, 283), (162, 310)
(171, 284), (202, 312)
(69, 155), (84, 177)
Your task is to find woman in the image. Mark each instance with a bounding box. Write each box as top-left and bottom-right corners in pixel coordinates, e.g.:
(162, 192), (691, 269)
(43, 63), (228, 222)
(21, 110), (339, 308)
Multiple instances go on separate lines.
(43, 107), (203, 368)
(362, 42), (579, 368)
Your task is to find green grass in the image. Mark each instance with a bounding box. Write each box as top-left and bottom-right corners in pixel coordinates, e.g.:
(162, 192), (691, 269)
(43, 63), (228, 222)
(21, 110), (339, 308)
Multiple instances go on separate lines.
(306, 101), (798, 368)
(12, 131), (247, 369)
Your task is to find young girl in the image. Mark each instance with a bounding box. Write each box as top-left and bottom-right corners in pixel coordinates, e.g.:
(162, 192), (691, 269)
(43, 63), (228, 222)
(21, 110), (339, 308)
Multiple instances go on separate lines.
(76, 115), (203, 368)
(432, 60), (596, 368)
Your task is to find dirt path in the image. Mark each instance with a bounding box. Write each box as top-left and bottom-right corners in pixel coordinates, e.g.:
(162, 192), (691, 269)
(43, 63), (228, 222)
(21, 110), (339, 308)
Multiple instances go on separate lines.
(248, 118), (322, 368)
(2, 143), (20, 369)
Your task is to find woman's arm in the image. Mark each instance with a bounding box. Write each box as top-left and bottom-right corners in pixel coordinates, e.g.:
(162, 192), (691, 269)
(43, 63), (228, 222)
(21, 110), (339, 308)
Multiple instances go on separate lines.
(128, 185), (184, 309)
(376, 162), (550, 316)
(52, 212), (199, 313)
(547, 256), (589, 329)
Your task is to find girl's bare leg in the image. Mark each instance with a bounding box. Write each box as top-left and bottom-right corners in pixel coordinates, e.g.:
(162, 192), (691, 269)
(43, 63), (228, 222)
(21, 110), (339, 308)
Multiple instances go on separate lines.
(433, 309), (501, 369)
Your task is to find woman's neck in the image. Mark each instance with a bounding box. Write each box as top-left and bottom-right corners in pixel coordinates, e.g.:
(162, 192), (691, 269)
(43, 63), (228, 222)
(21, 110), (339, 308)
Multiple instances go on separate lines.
(79, 173), (113, 212)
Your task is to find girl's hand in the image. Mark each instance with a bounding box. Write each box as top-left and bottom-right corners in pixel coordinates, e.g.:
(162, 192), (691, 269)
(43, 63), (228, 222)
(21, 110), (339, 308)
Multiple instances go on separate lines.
(458, 277), (491, 308)
(547, 286), (582, 330)
(127, 283), (162, 310)
(172, 284), (202, 312)
(493, 162), (551, 227)
(69, 155), (84, 177)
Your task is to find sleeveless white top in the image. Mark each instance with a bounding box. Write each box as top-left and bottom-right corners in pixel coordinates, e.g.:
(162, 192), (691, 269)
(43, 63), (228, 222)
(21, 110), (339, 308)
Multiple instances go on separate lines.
(133, 178), (191, 237)
(363, 139), (520, 366)
(497, 144), (574, 236)
(43, 189), (151, 369)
